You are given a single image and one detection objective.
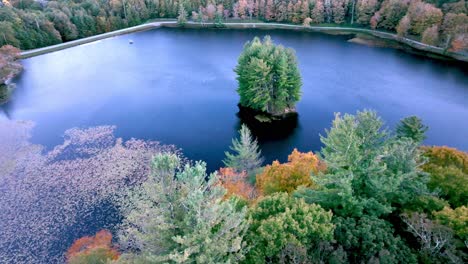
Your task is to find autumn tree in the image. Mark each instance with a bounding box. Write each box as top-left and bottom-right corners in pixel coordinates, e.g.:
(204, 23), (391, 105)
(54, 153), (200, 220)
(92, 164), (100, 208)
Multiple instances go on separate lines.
(372, 0), (411, 30)
(265, 0), (274, 21)
(118, 153), (249, 263)
(66, 230), (120, 264)
(407, 0), (444, 35)
(434, 206), (467, 243)
(422, 24), (440, 45)
(0, 45), (22, 84)
(223, 124), (263, 175)
(311, 0), (325, 23)
(356, 0), (379, 25)
(440, 12), (468, 51)
(235, 36), (302, 116)
(449, 33), (467, 51)
(397, 14), (411, 36)
(332, 0), (347, 24)
(256, 148), (324, 195)
(217, 167), (257, 200)
(244, 193), (334, 263)
(421, 146), (468, 208)
(301, 0), (310, 21)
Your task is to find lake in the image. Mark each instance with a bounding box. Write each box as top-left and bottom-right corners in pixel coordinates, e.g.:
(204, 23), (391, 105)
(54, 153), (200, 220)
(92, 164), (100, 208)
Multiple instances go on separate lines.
(4, 27), (468, 171)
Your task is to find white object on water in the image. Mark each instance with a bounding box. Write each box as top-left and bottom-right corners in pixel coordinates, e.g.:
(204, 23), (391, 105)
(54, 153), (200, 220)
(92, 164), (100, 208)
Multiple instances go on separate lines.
(129, 40), (134, 44)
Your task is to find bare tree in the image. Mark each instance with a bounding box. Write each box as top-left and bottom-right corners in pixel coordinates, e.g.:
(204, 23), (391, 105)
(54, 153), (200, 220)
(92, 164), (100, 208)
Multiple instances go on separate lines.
(402, 212), (461, 263)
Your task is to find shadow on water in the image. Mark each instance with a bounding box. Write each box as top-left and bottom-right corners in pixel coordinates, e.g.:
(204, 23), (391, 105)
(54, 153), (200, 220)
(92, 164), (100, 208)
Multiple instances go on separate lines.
(235, 105), (300, 143)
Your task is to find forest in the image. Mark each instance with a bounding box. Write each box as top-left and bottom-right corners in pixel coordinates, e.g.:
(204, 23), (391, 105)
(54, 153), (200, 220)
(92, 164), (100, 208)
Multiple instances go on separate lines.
(1, 110), (467, 263)
(0, 0), (467, 52)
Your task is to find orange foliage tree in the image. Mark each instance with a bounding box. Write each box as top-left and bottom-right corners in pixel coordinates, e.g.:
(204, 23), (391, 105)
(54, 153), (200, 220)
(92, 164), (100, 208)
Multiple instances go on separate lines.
(217, 167), (257, 200)
(256, 149), (326, 195)
(66, 230), (120, 263)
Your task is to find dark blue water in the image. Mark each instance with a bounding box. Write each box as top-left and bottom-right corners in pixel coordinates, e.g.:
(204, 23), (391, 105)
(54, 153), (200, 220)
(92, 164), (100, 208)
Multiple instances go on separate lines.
(3, 28), (468, 171)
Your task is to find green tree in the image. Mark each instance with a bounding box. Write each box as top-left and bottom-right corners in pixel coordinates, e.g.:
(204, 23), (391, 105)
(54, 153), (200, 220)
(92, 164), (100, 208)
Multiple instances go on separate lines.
(334, 215), (417, 263)
(396, 115), (429, 143)
(374, 0), (411, 30)
(177, 2), (188, 26)
(244, 193), (334, 263)
(118, 153), (249, 263)
(223, 124), (263, 175)
(0, 22), (21, 47)
(235, 36), (302, 116)
(295, 110), (430, 217)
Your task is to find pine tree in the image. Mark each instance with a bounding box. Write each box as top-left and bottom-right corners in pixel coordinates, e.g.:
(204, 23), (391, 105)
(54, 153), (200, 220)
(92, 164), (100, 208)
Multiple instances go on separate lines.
(396, 115), (428, 143)
(118, 153), (249, 263)
(223, 124), (264, 174)
(177, 2), (188, 26)
(296, 110), (430, 218)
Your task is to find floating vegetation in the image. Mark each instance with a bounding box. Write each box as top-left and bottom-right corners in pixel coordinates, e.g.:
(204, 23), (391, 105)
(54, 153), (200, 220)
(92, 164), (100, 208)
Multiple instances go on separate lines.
(0, 120), (179, 263)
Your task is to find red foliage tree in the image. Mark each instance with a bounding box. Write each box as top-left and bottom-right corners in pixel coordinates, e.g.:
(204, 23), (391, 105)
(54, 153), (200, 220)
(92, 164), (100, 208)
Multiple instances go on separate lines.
(66, 230), (120, 263)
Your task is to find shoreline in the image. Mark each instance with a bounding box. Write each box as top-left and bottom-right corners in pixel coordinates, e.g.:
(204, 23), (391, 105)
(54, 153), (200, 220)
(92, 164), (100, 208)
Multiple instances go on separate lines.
(20, 21), (468, 62)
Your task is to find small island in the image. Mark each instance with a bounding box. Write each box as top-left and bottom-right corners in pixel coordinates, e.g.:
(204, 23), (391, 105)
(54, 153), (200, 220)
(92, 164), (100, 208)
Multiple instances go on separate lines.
(235, 36), (302, 122)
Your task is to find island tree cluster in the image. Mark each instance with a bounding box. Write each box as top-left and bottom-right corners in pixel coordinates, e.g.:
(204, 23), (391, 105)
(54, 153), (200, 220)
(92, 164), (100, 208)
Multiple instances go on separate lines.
(235, 36), (302, 117)
(0, 0), (466, 51)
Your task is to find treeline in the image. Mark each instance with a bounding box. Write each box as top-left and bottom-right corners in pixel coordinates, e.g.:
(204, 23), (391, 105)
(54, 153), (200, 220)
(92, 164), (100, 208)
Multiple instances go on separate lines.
(67, 111), (468, 264)
(0, 0), (466, 51)
(0, 45), (21, 103)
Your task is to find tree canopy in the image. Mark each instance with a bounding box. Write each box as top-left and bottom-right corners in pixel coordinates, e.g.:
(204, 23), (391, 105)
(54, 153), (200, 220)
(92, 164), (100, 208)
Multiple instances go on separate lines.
(235, 36), (302, 116)
(223, 124), (263, 175)
(118, 153), (249, 263)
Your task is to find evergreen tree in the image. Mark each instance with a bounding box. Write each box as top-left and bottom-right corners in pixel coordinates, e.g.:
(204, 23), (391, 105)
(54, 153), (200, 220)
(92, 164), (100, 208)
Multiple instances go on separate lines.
(177, 2), (188, 26)
(333, 215), (417, 263)
(118, 153), (249, 263)
(223, 124), (263, 174)
(235, 36), (302, 116)
(396, 115), (429, 143)
(295, 110), (430, 217)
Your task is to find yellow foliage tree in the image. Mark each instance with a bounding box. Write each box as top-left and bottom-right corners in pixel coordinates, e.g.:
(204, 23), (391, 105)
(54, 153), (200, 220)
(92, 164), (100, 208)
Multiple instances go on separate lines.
(256, 149), (325, 195)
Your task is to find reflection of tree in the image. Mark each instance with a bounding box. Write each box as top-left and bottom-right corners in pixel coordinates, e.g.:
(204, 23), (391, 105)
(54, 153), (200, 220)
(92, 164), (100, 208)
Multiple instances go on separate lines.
(0, 120), (179, 263)
(0, 83), (14, 105)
